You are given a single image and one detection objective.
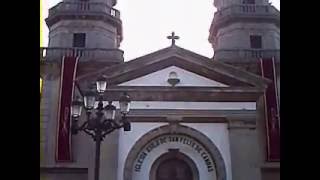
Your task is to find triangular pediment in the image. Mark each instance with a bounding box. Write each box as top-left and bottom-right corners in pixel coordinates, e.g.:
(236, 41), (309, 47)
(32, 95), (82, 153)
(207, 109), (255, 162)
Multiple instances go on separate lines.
(119, 65), (229, 87)
(77, 45), (270, 89)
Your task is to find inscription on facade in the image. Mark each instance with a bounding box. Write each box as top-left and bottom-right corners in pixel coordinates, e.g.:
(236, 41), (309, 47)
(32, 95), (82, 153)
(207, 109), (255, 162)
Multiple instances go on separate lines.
(134, 135), (215, 173)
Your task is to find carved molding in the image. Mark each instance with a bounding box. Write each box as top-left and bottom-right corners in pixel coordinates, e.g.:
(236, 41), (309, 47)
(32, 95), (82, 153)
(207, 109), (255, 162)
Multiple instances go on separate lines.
(227, 119), (256, 130)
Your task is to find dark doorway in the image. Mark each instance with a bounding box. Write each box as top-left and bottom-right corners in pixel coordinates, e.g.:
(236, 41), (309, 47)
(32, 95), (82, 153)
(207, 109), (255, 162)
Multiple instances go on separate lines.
(150, 149), (198, 180)
(156, 158), (193, 180)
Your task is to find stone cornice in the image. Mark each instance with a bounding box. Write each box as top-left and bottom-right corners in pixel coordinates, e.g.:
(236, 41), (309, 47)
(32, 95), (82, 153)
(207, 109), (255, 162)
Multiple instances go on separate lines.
(96, 86), (264, 102)
(260, 162), (280, 169)
(40, 167), (88, 173)
(117, 109), (256, 124)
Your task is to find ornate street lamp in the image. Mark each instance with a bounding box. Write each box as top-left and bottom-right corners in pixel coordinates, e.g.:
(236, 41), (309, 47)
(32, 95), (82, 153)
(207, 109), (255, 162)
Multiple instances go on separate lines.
(71, 75), (131, 180)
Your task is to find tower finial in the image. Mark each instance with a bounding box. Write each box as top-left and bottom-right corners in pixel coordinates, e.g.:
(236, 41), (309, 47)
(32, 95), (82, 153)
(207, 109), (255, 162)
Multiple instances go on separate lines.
(167, 31), (180, 46)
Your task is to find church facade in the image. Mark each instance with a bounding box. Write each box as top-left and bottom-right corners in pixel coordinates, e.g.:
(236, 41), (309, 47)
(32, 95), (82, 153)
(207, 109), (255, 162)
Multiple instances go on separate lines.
(40, 1), (280, 180)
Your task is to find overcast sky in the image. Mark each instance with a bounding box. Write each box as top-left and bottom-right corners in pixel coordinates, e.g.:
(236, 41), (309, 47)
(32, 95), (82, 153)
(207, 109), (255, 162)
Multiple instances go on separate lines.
(41, 0), (280, 61)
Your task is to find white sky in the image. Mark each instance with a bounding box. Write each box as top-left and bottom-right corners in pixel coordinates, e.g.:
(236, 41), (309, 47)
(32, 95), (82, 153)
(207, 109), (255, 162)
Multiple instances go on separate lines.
(41, 0), (280, 61)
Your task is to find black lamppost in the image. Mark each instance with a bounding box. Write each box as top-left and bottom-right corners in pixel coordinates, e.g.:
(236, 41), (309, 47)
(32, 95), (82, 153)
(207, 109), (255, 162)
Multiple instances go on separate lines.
(71, 75), (131, 180)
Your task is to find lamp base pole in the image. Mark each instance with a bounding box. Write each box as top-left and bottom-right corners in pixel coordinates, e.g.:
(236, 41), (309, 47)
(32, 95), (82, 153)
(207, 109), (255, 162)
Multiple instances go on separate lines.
(94, 131), (102, 180)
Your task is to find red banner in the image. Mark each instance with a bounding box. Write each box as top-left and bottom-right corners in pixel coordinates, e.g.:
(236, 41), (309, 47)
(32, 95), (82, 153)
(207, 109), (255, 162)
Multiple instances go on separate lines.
(55, 56), (79, 162)
(260, 58), (280, 162)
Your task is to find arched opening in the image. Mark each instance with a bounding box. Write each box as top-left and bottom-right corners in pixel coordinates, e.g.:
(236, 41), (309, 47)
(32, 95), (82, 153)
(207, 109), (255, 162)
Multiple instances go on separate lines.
(157, 159), (192, 180)
(124, 124), (227, 180)
(150, 149), (199, 180)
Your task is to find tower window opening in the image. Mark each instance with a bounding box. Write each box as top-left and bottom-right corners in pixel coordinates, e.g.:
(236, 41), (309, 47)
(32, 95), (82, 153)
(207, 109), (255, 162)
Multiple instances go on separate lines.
(250, 35), (262, 49)
(111, 9), (116, 16)
(73, 33), (86, 48)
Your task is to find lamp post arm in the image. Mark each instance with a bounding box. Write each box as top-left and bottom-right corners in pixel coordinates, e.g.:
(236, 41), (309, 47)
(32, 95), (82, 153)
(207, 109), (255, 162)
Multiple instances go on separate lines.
(121, 114), (127, 123)
(71, 119), (89, 135)
(101, 119), (121, 129)
(100, 118), (126, 138)
(83, 129), (96, 139)
(78, 121), (88, 131)
(101, 128), (116, 139)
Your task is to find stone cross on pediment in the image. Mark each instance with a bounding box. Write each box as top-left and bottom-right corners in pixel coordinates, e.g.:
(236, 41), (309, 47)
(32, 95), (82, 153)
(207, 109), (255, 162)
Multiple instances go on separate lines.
(167, 31), (180, 46)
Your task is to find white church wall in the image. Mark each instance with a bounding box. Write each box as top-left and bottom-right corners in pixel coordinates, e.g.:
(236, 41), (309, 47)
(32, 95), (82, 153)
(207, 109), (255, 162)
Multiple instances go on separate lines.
(118, 66), (229, 87)
(117, 122), (232, 180)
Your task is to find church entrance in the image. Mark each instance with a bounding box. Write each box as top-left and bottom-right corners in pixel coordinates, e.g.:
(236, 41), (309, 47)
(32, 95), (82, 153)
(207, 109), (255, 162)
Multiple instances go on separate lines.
(156, 158), (193, 180)
(150, 149), (199, 180)
(126, 127), (227, 180)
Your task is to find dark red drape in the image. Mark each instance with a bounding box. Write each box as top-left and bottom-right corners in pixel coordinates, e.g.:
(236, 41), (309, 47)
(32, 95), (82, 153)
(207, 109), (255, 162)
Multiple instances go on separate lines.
(55, 56), (79, 162)
(260, 58), (280, 162)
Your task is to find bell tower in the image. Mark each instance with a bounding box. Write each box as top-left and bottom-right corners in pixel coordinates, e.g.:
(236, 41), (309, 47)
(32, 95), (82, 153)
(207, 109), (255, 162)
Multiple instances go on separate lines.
(208, 2), (280, 180)
(209, 0), (280, 72)
(44, 0), (123, 63)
